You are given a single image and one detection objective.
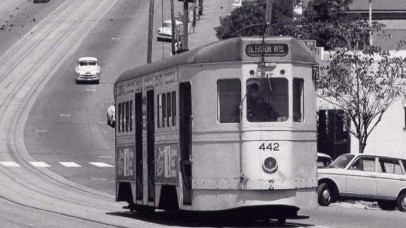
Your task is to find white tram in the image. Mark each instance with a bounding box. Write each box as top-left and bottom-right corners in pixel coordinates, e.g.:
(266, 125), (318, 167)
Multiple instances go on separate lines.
(114, 37), (318, 222)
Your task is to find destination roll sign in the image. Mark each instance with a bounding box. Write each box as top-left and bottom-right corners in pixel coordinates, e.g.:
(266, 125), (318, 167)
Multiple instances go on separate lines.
(246, 43), (288, 57)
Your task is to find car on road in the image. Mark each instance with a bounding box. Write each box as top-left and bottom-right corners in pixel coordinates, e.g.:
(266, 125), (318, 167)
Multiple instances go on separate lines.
(157, 20), (183, 42)
(317, 153), (332, 168)
(75, 57), (100, 84)
(317, 153), (406, 211)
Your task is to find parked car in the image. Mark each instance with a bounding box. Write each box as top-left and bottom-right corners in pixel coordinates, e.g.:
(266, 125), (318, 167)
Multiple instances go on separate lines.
(317, 153), (332, 168)
(317, 153), (406, 211)
(75, 57), (100, 84)
(157, 20), (183, 42)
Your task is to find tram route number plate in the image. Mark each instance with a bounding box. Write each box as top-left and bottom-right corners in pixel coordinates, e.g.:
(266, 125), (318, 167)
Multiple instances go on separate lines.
(258, 142), (280, 151)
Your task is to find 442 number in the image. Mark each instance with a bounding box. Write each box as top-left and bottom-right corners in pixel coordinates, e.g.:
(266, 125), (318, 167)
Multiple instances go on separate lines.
(258, 142), (280, 151)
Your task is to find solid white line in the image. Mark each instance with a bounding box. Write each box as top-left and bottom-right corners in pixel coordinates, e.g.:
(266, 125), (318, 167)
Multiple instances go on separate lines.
(59, 162), (82, 167)
(29, 162), (50, 167)
(89, 162), (114, 167)
(0, 161), (20, 167)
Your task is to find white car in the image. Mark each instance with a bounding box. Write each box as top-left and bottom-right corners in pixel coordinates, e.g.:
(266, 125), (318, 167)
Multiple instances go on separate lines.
(157, 20), (183, 42)
(318, 153), (406, 211)
(75, 57), (100, 84)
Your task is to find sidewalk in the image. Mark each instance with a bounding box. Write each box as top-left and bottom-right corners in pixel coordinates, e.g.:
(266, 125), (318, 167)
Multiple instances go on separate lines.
(188, 0), (234, 49)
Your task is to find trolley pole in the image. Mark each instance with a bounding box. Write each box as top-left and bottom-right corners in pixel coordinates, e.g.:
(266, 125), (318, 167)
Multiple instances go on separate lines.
(147, 0), (155, 63)
(182, 0), (189, 51)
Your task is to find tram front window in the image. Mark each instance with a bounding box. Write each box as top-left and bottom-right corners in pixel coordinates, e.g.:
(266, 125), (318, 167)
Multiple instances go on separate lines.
(247, 78), (288, 122)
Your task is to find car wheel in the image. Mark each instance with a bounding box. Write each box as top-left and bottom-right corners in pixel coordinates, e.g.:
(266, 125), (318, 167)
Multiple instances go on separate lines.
(397, 192), (406, 211)
(318, 183), (333, 206)
(377, 200), (396, 211)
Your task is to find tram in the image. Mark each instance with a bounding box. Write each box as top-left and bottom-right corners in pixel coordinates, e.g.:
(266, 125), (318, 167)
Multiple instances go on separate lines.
(113, 37), (318, 222)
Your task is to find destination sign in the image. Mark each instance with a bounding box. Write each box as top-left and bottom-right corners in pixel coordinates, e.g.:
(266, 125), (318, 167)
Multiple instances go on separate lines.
(246, 43), (288, 57)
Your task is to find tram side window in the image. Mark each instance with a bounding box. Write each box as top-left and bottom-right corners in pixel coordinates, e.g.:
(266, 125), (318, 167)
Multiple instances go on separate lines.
(157, 91), (176, 128)
(217, 79), (241, 123)
(293, 78), (304, 122)
(118, 103), (122, 132)
(117, 101), (133, 133)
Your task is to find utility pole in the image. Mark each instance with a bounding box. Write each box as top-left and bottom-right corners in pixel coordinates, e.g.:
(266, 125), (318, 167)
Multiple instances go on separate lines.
(170, 0), (176, 55)
(369, 0), (373, 45)
(147, 0), (155, 63)
(182, 0), (189, 51)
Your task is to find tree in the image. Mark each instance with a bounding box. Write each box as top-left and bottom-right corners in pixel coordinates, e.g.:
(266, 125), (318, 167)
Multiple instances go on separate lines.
(318, 47), (406, 153)
(215, 0), (295, 40)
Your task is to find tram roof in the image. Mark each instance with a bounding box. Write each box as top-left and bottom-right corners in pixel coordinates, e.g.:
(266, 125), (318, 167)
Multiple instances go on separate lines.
(116, 36), (316, 84)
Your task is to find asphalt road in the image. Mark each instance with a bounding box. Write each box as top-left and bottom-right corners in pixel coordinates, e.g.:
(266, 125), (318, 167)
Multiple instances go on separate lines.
(0, 0), (405, 227)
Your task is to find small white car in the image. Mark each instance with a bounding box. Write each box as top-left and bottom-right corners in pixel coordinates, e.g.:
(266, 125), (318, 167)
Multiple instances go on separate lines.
(75, 57), (100, 84)
(157, 20), (183, 42)
(318, 153), (406, 211)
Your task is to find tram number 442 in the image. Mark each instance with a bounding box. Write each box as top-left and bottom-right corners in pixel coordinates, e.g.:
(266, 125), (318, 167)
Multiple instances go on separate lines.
(258, 142), (280, 151)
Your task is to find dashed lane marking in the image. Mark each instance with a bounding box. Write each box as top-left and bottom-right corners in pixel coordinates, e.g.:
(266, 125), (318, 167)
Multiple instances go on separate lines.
(29, 162), (51, 167)
(89, 162), (114, 167)
(59, 162), (82, 167)
(0, 161), (20, 167)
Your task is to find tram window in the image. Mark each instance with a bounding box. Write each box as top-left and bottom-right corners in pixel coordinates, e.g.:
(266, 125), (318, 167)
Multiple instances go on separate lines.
(125, 102), (130, 132)
(167, 92), (172, 127)
(121, 102), (125, 132)
(157, 92), (176, 128)
(157, 94), (162, 128)
(118, 103), (122, 132)
(247, 78), (288, 122)
(162, 93), (167, 127)
(130, 101), (133, 131)
(217, 79), (241, 123)
(293, 78), (304, 122)
(172, 91), (176, 126)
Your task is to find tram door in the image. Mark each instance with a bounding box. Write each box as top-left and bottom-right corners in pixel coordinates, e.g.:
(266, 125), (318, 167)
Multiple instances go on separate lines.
(135, 92), (143, 201)
(179, 82), (192, 205)
(146, 90), (155, 202)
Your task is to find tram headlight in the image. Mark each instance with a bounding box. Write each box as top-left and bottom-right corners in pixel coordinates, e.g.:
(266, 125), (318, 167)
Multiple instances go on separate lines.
(262, 156), (278, 174)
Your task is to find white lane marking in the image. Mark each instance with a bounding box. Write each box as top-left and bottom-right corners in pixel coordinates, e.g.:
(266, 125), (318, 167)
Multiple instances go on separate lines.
(89, 162), (114, 167)
(98, 156), (112, 159)
(0, 161), (20, 167)
(35, 129), (48, 133)
(60, 114), (71, 117)
(85, 88), (96, 92)
(59, 162), (82, 167)
(29, 162), (50, 167)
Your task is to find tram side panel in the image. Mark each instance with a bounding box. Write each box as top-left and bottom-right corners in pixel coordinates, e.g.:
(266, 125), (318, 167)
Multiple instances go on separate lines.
(187, 64), (243, 211)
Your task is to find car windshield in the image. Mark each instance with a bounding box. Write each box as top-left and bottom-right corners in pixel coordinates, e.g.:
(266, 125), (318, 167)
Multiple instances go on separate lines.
(79, 61), (97, 66)
(330, 154), (355, 168)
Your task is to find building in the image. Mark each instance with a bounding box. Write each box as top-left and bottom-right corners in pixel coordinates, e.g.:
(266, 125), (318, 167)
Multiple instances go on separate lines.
(305, 0), (406, 158)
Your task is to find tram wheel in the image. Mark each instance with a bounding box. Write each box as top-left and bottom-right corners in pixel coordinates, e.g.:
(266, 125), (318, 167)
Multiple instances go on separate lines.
(318, 183), (333, 206)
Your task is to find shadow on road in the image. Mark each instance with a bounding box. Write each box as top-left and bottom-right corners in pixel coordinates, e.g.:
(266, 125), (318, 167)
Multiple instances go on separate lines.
(107, 210), (316, 227)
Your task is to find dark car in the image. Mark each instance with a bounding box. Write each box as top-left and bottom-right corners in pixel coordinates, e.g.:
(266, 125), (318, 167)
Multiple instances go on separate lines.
(317, 153), (332, 168)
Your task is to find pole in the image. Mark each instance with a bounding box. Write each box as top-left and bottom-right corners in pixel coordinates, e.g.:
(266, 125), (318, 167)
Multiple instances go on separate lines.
(170, 0), (176, 55)
(182, 0), (189, 51)
(369, 0), (372, 45)
(147, 0), (155, 63)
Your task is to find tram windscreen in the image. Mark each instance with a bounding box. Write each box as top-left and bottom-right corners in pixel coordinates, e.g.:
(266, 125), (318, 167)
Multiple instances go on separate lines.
(247, 78), (288, 122)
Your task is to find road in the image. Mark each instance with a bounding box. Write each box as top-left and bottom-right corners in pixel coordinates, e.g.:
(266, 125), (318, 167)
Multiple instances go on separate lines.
(0, 0), (405, 227)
